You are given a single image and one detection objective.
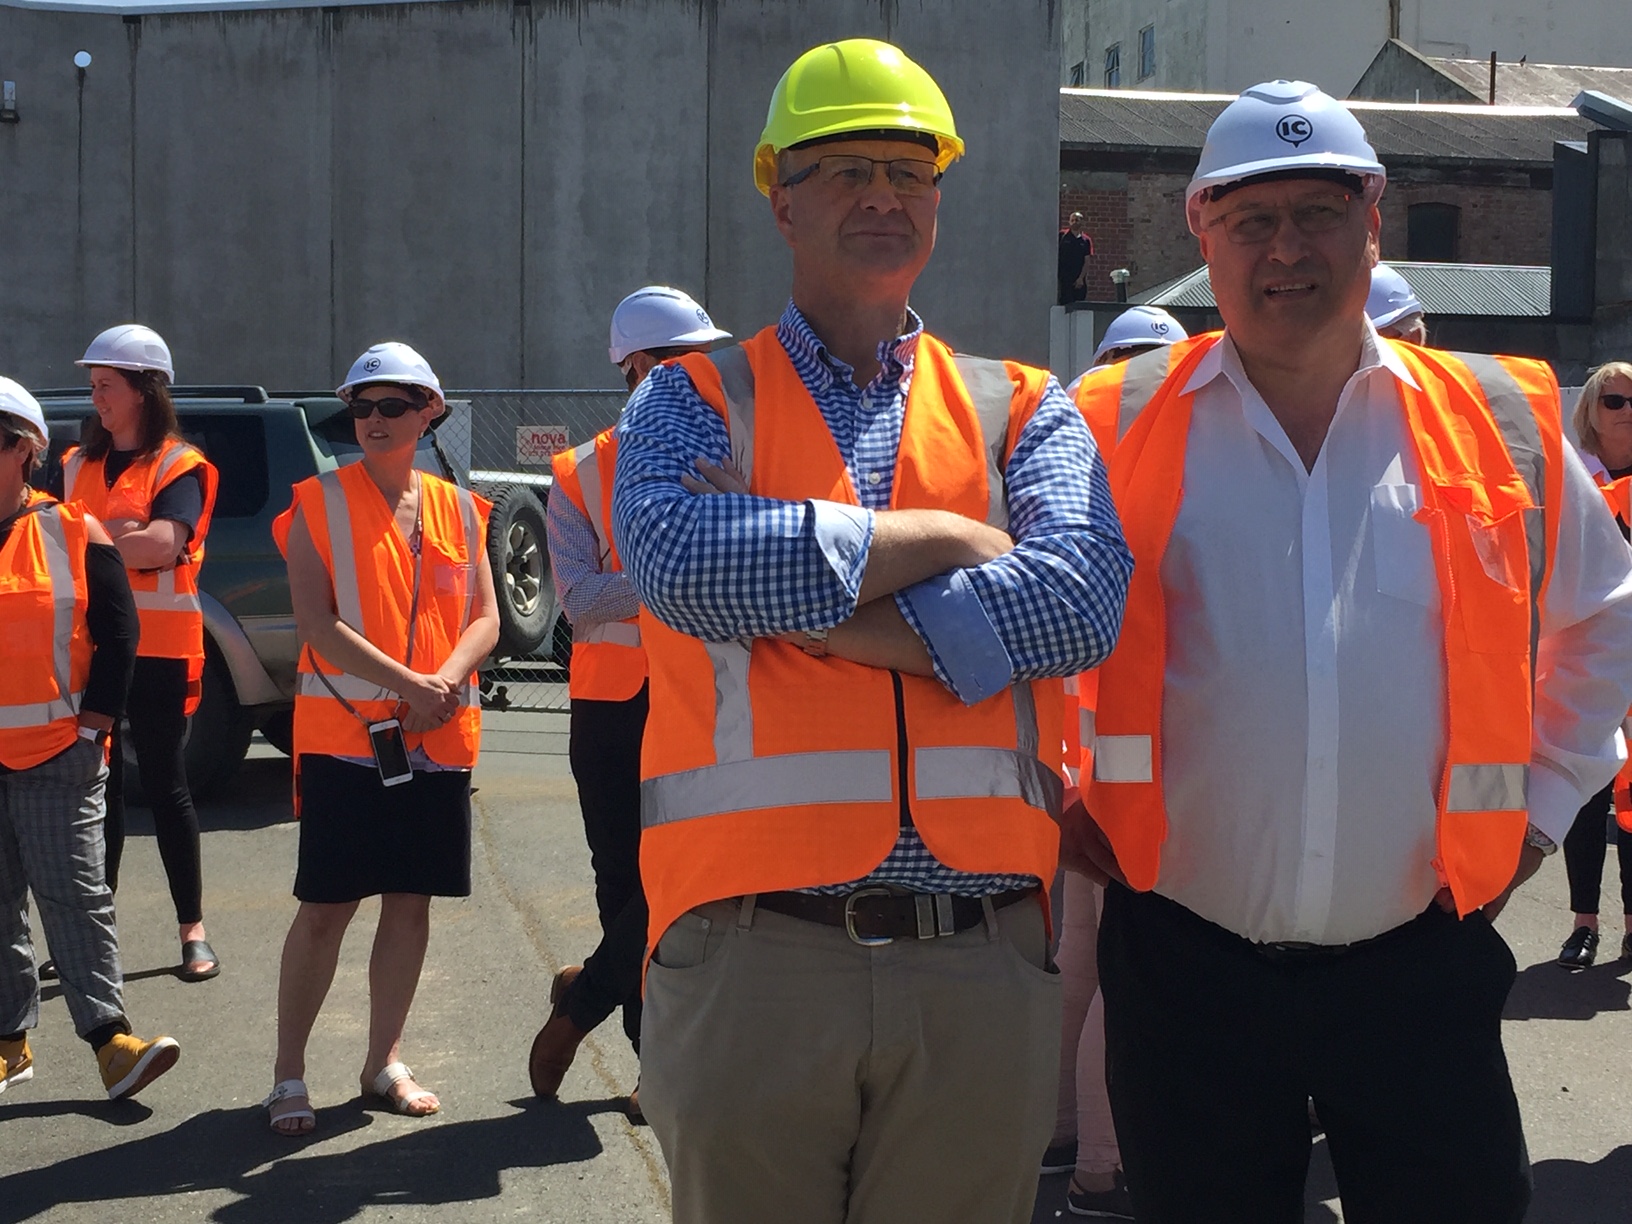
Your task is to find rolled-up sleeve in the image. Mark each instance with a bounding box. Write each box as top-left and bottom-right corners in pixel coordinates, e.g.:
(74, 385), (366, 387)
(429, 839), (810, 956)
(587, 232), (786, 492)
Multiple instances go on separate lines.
(1528, 444), (1632, 844)
(897, 378), (1133, 701)
(611, 363), (874, 642)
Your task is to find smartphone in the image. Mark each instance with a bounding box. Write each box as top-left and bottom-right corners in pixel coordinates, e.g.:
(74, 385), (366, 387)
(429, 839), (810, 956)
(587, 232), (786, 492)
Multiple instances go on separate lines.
(367, 719), (414, 787)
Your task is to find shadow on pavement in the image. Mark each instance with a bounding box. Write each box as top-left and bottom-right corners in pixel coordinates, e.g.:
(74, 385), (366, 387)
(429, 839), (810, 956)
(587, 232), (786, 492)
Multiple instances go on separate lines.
(1529, 1145), (1632, 1224)
(0, 1097), (153, 1127)
(1503, 957), (1631, 1021)
(0, 1096), (616, 1223)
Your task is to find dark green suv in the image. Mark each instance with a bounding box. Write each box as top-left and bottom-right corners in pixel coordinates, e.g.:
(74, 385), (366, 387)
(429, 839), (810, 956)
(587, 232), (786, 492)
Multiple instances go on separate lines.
(35, 386), (556, 796)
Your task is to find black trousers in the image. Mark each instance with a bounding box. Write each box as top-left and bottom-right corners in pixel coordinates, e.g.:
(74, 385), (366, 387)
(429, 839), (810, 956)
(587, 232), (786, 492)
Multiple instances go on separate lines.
(1099, 884), (1530, 1224)
(105, 656), (204, 925)
(1563, 783), (1632, 916)
(564, 684), (648, 1050)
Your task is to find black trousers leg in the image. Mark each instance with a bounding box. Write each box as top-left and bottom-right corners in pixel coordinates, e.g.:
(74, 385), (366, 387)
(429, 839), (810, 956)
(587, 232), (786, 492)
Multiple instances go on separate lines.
(564, 685), (647, 1050)
(1563, 784), (1614, 915)
(124, 658), (204, 926)
(1099, 885), (1530, 1224)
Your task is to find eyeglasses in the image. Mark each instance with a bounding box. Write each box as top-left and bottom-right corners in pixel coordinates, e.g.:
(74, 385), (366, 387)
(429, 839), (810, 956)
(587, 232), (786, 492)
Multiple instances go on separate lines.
(1206, 193), (1354, 246)
(1600, 394), (1632, 411)
(348, 396), (422, 420)
(780, 155), (941, 197)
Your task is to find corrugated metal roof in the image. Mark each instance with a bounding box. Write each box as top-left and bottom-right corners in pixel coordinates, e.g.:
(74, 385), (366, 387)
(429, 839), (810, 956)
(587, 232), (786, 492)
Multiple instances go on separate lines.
(1134, 262), (1552, 316)
(1435, 58), (1632, 109)
(1061, 88), (1595, 166)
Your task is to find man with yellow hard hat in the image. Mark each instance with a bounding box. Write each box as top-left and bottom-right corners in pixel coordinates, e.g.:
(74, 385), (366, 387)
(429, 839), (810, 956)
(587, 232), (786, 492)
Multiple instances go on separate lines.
(611, 38), (1132, 1224)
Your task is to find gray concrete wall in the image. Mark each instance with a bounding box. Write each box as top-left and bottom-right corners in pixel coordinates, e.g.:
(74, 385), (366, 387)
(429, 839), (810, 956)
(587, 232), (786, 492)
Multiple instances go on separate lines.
(1592, 131), (1632, 366)
(0, 0), (1060, 393)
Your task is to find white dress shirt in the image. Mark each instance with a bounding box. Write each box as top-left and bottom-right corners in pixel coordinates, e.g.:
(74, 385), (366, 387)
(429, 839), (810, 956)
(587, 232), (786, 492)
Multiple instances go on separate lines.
(1152, 325), (1632, 946)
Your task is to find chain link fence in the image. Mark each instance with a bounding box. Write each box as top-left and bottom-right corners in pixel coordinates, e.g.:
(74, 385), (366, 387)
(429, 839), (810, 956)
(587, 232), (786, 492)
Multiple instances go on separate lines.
(442, 390), (629, 712)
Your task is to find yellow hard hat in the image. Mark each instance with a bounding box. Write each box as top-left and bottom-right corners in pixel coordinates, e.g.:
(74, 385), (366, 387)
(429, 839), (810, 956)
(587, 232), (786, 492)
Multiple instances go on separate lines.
(754, 38), (964, 196)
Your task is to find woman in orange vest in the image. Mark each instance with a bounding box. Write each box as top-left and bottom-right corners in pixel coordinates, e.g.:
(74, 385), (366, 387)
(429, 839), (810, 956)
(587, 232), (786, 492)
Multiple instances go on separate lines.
(1557, 359), (1632, 968)
(264, 343), (497, 1137)
(61, 325), (222, 983)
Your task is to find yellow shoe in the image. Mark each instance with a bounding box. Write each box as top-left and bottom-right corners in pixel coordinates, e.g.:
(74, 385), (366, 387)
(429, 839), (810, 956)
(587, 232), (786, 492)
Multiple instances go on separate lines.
(0, 1035), (32, 1096)
(97, 1032), (180, 1100)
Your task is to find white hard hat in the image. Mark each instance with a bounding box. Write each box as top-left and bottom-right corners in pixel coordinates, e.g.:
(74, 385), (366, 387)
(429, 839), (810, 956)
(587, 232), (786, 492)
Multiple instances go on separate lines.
(0, 377), (47, 449)
(1186, 81), (1386, 235)
(75, 324), (176, 383)
(1366, 264), (1424, 329)
(337, 342), (448, 426)
(1091, 306), (1189, 366)
(608, 286), (731, 365)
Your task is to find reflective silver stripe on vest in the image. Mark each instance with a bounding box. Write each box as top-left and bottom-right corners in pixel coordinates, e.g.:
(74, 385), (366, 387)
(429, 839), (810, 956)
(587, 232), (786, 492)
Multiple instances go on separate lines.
(62, 452), (85, 496)
(1116, 345), (1179, 443)
(317, 470), (365, 630)
(453, 483), (480, 630)
(1446, 762), (1528, 813)
(569, 439), (611, 563)
(711, 345), (757, 482)
(1093, 734), (1152, 783)
(642, 749), (896, 827)
(153, 441), (197, 486)
(1079, 707), (1096, 754)
(578, 620), (641, 648)
(952, 354), (1015, 532)
(131, 567), (200, 613)
(706, 640), (755, 763)
(0, 508), (83, 729)
(913, 746), (1064, 815)
(1453, 352), (1548, 664)
(298, 670), (477, 708)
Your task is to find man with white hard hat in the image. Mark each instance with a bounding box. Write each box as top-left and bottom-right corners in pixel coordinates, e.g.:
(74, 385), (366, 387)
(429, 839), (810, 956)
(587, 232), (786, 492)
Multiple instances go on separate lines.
(1367, 263), (1429, 344)
(0, 378), (184, 1104)
(1066, 305), (1189, 398)
(528, 286), (728, 1118)
(1069, 80), (1632, 1221)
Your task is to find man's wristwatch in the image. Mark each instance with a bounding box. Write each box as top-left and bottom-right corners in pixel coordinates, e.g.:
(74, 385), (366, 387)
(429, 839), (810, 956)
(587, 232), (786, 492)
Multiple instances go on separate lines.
(799, 627), (830, 658)
(1523, 824), (1558, 856)
(77, 724), (104, 744)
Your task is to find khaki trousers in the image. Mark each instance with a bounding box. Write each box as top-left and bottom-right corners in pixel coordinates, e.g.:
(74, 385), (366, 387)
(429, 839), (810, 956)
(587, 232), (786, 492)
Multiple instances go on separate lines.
(641, 893), (1062, 1224)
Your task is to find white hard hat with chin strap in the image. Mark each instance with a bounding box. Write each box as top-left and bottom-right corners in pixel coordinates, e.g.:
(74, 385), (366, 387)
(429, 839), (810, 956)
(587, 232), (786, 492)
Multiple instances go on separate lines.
(1366, 264), (1425, 329)
(75, 324), (176, 383)
(609, 286), (731, 365)
(1186, 80), (1386, 236)
(337, 342), (449, 429)
(0, 377), (48, 451)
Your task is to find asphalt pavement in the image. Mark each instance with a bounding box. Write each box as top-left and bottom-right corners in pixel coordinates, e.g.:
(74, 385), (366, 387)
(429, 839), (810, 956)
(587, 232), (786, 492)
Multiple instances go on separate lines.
(3, 712), (1629, 1223)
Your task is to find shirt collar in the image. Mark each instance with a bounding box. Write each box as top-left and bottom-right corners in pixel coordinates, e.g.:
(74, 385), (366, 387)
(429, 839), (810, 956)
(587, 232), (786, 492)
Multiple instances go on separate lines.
(1181, 315), (1422, 398)
(776, 300), (924, 392)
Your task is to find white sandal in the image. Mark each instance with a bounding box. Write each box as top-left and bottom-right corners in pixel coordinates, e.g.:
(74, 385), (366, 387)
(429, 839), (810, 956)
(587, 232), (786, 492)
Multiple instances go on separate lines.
(363, 1061), (439, 1116)
(263, 1079), (316, 1135)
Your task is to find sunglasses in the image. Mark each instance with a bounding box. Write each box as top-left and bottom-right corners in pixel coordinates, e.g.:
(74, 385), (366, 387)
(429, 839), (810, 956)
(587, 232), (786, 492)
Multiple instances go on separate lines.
(1600, 394), (1632, 411)
(348, 396), (423, 420)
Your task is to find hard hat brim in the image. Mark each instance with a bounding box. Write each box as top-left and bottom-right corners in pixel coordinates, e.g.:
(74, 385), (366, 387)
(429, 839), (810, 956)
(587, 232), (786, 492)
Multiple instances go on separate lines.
(1090, 337), (1167, 366)
(74, 358), (174, 382)
(1370, 303), (1424, 329)
(1187, 154), (1386, 204)
(754, 127), (963, 196)
(608, 325), (733, 366)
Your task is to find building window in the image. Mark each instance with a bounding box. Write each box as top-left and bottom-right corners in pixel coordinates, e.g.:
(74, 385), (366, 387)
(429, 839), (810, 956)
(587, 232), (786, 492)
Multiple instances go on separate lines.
(1407, 202), (1461, 261)
(1104, 44), (1120, 88)
(1069, 60), (1086, 88)
(1139, 25), (1156, 79)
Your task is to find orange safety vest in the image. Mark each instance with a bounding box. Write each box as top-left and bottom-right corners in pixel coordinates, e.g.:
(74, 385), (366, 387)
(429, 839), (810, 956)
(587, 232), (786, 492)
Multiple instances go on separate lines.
(639, 327), (1066, 951)
(272, 464), (490, 771)
(63, 438), (218, 712)
(551, 430), (648, 702)
(1077, 334), (1563, 917)
(0, 491), (95, 770)
(1596, 476), (1632, 833)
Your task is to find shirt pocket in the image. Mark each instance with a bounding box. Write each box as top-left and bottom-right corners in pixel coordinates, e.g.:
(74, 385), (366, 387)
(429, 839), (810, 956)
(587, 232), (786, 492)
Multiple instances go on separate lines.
(1371, 483), (1435, 607)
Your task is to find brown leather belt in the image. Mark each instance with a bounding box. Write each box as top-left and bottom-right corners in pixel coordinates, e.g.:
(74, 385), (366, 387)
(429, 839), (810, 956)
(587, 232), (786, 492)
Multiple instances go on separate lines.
(754, 885), (1039, 946)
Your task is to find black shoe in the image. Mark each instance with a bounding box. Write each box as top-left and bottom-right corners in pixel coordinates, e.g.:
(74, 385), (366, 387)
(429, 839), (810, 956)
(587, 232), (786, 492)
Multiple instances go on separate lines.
(38, 959), (56, 982)
(1040, 1139), (1077, 1175)
(1067, 1172), (1134, 1219)
(1558, 926), (1599, 969)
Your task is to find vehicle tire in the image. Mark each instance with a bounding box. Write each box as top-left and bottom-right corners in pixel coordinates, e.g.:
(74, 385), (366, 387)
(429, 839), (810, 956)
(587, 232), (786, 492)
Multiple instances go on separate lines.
(258, 709), (294, 757)
(182, 647), (256, 800)
(487, 484), (553, 657)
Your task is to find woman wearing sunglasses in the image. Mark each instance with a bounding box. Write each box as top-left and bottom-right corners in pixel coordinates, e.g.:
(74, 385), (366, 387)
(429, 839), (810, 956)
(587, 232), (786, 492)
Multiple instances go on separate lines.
(263, 342), (498, 1135)
(1558, 360), (1632, 968)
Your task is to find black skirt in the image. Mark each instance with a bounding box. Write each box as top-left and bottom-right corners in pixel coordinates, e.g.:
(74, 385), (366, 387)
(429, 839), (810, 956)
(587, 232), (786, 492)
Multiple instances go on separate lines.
(294, 753), (473, 903)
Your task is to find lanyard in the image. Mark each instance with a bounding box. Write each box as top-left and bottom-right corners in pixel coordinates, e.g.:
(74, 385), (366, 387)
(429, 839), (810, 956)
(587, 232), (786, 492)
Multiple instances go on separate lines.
(307, 475), (426, 725)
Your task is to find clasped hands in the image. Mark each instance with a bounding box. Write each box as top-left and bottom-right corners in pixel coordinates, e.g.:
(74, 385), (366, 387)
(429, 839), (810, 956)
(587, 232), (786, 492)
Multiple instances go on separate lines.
(400, 670), (463, 734)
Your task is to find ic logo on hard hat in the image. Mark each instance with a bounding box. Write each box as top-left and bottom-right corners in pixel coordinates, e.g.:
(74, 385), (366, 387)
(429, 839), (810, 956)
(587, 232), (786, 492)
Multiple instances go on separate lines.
(695, 308), (709, 325)
(364, 357), (382, 373)
(1152, 321), (1170, 336)
(1276, 115), (1313, 147)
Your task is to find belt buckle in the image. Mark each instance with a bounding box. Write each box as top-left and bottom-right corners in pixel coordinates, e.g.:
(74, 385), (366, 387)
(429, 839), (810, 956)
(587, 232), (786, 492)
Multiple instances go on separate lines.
(843, 886), (896, 947)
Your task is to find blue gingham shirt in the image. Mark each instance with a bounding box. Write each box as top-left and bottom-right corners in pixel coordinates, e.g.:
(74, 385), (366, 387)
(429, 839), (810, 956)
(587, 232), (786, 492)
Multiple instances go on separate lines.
(612, 302), (1132, 896)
